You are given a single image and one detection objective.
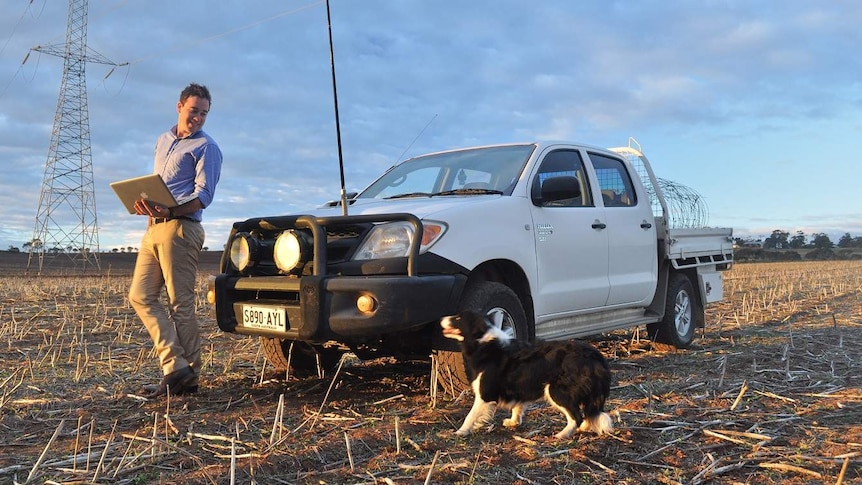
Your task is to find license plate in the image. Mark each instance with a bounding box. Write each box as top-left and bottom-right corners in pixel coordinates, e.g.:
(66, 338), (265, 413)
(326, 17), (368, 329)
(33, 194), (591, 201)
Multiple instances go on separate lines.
(241, 304), (287, 332)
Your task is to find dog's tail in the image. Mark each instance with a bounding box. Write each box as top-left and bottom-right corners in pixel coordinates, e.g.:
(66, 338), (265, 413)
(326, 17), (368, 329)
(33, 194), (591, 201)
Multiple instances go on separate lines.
(580, 359), (613, 435)
(578, 412), (614, 435)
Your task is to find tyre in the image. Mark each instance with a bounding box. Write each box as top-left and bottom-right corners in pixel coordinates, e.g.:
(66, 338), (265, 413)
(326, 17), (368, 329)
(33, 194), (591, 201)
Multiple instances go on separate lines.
(647, 273), (698, 349)
(435, 281), (528, 392)
(260, 337), (345, 377)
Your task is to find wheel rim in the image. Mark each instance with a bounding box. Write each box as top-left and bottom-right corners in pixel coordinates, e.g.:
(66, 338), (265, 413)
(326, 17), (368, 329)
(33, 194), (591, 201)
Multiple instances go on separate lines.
(673, 289), (692, 337)
(486, 306), (517, 338)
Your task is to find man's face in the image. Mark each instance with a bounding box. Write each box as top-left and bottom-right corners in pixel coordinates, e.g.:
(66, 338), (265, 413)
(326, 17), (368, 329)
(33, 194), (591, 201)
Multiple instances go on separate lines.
(176, 96), (210, 137)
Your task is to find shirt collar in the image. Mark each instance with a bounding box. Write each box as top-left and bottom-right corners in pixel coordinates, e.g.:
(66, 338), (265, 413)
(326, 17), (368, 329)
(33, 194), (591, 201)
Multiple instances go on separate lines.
(170, 125), (202, 140)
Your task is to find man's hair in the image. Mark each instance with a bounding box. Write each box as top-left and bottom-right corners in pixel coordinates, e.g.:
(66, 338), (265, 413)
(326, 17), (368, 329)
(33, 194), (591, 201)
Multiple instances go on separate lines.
(179, 83), (212, 105)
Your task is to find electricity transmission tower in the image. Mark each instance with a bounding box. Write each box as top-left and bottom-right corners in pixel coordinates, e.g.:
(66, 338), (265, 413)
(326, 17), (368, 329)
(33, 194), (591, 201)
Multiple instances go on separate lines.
(27, 0), (118, 273)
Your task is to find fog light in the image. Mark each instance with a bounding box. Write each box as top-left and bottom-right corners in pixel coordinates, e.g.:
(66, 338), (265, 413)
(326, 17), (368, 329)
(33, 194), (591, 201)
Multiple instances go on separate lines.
(356, 294), (377, 314)
(206, 275), (216, 306)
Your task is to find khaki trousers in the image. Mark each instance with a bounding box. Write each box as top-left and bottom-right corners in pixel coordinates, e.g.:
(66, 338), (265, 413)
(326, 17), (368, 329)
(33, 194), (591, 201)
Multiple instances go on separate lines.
(129, 219), (205, 375)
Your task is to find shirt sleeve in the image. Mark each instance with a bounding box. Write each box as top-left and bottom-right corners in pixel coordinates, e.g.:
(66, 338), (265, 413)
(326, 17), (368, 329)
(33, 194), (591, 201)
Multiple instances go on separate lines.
(192, 141), (222, 208)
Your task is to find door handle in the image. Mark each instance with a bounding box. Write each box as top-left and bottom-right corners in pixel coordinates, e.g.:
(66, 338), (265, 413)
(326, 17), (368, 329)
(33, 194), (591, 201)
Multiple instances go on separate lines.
(591, 221), (607, 230)
(640, 221), (652, 229)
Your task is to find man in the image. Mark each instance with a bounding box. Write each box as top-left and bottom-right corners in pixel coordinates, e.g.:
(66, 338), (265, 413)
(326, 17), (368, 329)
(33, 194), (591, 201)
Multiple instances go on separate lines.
(129, 83), (222, 399)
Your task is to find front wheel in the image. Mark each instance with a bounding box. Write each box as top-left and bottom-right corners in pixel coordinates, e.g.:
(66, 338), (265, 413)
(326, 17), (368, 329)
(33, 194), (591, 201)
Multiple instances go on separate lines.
(435, 281), (528, 393)
(260, 337), (345, 377)
(647, 273), (698, 349)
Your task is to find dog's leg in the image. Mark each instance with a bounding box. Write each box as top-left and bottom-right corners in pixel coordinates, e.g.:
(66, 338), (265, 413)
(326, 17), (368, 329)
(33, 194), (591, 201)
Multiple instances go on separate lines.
(456, 400), (497, 435)
(545, 385), (580, 439)
(553, 409), (579, 439)
(456, 373), (496, 435)
(456, 397), (486, 435)
(502, 403), (524, 428)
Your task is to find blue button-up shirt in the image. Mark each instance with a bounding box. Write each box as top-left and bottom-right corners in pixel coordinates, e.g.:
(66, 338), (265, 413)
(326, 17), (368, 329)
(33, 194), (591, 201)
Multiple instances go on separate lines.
(155, 126), (222, 222)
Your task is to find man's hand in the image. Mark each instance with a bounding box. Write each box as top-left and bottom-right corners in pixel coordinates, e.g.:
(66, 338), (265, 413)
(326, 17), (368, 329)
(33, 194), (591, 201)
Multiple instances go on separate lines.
(134, 199), (169, 217)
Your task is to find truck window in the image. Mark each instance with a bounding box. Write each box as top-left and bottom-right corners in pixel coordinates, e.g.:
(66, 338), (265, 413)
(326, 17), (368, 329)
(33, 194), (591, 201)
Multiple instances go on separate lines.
(371, 166), (442, 198)
(454, 168), (493, 189)
(589, 153), (637, 207)
(532, 149), (592, 207)
(359, 144), (535, 198)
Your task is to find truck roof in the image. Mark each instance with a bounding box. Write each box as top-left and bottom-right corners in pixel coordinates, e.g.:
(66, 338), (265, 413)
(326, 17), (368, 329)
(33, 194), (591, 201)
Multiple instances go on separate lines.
(403, 141), (622, 162)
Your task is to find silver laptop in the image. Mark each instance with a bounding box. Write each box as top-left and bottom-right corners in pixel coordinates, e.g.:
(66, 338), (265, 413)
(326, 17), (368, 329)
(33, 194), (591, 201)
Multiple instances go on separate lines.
(110, 174), (178, 214)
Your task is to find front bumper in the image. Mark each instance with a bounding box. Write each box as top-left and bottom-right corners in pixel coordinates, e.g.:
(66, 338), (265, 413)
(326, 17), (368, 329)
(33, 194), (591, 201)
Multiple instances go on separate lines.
(212, 273), (466, 342)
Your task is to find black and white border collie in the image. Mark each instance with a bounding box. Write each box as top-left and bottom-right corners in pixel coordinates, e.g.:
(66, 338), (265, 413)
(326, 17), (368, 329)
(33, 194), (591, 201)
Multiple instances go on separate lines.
(441, 311), (613, 438)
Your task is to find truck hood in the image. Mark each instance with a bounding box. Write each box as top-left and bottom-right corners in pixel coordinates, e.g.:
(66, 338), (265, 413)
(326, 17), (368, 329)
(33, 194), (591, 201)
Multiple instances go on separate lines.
(304, 196), (503, 220)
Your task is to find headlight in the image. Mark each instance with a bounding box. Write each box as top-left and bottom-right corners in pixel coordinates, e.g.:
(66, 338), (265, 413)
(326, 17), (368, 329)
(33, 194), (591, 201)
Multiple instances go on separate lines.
(229, 233), (259, 271)
(353, 221), (446, 260)
(273, 230), (311, 273)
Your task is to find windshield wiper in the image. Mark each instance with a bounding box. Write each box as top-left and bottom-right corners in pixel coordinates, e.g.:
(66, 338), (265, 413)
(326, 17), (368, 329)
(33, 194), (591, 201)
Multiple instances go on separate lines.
(432, 188), (503, 196)
(384, 188), (503, 199)
(384, 192), (434, 199)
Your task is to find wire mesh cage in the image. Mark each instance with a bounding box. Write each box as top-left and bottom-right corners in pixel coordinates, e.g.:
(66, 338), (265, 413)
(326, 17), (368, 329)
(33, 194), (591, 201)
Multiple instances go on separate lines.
(651, 177), (709, 228)
(611, 143), (710, 229)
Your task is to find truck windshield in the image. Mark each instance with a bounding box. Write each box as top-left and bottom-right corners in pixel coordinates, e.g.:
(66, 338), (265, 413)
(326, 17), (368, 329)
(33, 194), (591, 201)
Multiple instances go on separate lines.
(358, 144), (536, 199)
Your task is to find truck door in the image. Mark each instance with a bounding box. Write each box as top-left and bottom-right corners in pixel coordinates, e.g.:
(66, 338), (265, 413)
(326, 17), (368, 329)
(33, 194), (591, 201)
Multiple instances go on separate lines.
(588, 152), (658, 306)
(528, 148), (610, 316)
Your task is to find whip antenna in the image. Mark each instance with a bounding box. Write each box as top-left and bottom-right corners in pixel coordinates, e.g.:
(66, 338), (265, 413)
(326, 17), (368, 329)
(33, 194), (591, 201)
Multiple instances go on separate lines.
(325, 0), (348, 215)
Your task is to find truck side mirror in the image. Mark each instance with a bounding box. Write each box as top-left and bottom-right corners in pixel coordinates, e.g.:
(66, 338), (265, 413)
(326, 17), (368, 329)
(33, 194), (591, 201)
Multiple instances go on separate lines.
(533, 175), (581, 206)
(323, 192), (359, 207)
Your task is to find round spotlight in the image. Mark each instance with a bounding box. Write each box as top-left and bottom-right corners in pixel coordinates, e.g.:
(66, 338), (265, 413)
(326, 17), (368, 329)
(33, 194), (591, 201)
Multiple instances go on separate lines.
(229, 233), (256, 272)
(273, 230), (310, 273)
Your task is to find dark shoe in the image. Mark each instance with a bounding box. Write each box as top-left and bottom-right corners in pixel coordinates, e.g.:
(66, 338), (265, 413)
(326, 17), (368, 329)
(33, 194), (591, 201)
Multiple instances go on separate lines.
(143, 366), (197, 399)
(141, 383), (199, 395)
(142, 378), (199, 395)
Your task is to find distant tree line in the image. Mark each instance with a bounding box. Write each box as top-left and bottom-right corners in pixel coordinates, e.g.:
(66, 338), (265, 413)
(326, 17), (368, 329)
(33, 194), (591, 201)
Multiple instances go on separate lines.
(9, 239), (95, 254)
(736, 230), (862, 249)
(6, 241), (208, 253)
(735, 230), (862, 262)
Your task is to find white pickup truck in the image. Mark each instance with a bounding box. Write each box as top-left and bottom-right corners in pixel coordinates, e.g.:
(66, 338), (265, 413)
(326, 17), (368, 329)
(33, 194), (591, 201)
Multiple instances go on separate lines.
(208, 139), (733, 387)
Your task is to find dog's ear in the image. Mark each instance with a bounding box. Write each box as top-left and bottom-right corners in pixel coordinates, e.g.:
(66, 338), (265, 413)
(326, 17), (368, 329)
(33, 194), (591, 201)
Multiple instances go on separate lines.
(440, 314), (457, 326)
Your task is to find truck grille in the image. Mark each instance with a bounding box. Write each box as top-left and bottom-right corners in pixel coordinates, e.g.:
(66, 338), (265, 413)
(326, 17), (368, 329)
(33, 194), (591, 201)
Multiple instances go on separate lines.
(325, 224), (368, 263)
(225, 214), (423, 277)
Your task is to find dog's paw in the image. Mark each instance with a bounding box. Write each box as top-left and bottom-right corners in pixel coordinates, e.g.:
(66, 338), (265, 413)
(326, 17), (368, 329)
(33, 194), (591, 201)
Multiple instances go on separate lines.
(454, 428), (472, 437)
(555, 421), (578, 439)
(502, 418), (519, 428)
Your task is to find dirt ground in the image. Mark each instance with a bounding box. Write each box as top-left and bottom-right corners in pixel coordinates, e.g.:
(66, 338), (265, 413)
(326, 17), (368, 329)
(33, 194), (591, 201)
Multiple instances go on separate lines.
(0, 255), (859, 484)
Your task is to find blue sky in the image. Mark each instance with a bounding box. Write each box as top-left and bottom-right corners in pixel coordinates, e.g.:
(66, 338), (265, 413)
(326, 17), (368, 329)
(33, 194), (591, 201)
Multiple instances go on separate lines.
(1, 0), (860, 252)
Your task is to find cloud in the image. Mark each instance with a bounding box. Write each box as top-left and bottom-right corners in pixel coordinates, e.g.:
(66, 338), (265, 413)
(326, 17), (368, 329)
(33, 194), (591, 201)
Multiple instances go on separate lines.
(1, 0), (860, 253)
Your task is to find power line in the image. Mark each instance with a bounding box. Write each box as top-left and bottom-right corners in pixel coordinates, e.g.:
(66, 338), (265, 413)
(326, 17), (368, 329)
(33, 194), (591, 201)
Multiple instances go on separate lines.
(3, 1), (323, 99)
(0, 1), (36, 59)
(125, 1), (324, 66)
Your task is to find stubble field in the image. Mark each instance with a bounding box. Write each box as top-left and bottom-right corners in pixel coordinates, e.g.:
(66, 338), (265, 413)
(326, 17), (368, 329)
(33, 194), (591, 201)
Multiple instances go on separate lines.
(0, 255), (860, 484)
